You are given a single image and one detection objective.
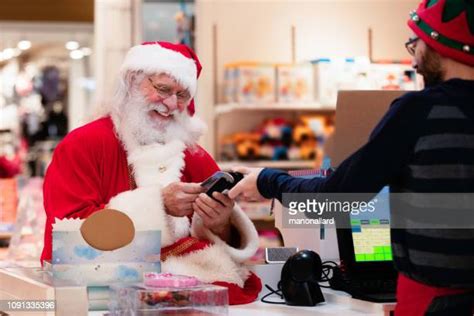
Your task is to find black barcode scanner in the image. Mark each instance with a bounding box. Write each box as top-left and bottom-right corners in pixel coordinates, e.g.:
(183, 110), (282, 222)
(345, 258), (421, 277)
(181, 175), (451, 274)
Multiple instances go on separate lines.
(280, 250), (325, 306)
(200, 171), (244, 198)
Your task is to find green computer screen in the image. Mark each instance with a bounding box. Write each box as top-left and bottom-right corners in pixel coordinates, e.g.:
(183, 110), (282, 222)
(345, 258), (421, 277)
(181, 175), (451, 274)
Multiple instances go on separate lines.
(351, 187), (392, 262)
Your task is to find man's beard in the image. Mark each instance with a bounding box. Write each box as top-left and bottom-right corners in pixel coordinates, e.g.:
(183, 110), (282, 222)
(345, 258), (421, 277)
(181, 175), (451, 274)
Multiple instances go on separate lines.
(113, 89), (204, 150)
(122, 93), (171, 145)
(416, 46), (445, 87)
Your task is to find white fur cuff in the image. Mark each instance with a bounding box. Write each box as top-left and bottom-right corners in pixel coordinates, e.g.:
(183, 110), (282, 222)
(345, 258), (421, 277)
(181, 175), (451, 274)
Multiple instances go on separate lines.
(190, 204), (259, 263)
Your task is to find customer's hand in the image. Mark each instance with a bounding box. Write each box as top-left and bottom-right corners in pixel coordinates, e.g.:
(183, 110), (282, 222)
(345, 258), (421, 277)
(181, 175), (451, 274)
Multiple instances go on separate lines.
(228, 167), (265, 201)
(162, 182), (203, 217)
(193, 192), (234, 239)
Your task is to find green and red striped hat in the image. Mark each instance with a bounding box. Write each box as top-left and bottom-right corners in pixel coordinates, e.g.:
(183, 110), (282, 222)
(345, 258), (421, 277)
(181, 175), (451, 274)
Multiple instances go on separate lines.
(408, 0), (474, 66)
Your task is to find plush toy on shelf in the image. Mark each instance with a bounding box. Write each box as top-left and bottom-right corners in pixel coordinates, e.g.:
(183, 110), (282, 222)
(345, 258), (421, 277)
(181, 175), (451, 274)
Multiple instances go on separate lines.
(292, 123), (317, 160)
(258, 118), (292, 160)
(218, 115), (335, 164)
(220, 135), (238, 161)
(259, 118), (292, 145)
(233, 132), (261, 160)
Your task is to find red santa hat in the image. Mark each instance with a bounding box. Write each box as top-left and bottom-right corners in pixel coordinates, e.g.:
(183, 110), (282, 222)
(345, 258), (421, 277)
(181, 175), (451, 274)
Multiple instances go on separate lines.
(120, 41), (202, 115)
(408, 0), (474, 66)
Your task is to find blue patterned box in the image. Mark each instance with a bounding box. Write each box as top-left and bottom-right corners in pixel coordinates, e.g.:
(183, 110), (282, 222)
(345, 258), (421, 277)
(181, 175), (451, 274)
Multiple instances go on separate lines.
(51, 219), (161, 286)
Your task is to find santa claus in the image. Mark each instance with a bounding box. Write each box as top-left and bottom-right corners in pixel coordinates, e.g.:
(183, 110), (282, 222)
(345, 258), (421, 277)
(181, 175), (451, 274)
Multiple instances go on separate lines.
(41, 41), (261, 304)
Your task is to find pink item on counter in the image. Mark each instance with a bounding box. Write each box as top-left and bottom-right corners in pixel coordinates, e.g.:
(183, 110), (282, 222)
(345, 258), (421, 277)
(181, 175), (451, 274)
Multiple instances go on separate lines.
(144, 272), (200, 288)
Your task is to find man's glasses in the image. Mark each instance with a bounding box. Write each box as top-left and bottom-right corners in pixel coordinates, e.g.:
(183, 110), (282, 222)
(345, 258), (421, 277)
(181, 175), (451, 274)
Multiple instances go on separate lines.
(405, 36), (419, 56)
(148, 78), (191, 105)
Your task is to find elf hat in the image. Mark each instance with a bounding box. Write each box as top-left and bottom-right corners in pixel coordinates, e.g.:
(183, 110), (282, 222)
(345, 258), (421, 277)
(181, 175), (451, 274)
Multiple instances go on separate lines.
(121, 41), (202, 115)
(408, 0), (474, 66)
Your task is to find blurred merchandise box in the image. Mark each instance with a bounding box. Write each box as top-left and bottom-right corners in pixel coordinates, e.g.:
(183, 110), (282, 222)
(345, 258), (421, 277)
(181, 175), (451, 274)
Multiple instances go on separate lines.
(369, 61), (420, 91)
(49, 219), (161, 286)
(0, 178), (18, 233)
(223, 62), (275, 104)
(223, 63), (237, 103)
(8, 177), (45, 261)
(276, 63), (314, 103)
(222, 57), (423, 107)
(312, 57), (372, 106)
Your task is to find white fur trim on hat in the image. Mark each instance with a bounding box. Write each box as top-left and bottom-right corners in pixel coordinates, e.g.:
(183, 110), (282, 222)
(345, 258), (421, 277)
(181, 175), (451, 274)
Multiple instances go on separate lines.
(121, 43), (197, 97)
(190, 204), (260, 263)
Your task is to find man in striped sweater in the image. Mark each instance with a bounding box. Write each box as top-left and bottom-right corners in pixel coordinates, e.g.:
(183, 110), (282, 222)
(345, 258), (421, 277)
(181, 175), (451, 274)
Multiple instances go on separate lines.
(229, 0), (474, 315)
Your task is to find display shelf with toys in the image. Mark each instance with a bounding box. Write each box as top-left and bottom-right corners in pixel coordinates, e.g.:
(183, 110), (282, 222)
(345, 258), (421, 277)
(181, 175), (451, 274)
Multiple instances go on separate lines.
(215, 111), (332, 259)
(216, 114), (335, 169)
(214, 58), (419, 170)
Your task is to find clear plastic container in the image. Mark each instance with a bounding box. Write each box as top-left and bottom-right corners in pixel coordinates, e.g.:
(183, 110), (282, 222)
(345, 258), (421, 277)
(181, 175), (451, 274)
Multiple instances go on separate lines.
(109, 280), (228, 315)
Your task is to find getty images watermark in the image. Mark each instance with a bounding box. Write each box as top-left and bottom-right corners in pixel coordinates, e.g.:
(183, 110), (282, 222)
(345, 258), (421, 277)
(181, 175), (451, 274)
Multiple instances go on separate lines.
(281, 192), (474, 229)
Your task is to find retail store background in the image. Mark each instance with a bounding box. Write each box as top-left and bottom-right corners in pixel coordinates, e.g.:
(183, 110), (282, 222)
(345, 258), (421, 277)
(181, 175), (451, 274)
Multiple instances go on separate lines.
(0, 0), (419, 265)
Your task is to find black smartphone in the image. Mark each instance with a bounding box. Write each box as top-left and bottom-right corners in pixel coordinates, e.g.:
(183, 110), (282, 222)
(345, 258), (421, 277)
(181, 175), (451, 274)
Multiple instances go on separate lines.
(200, 171), (244, 198)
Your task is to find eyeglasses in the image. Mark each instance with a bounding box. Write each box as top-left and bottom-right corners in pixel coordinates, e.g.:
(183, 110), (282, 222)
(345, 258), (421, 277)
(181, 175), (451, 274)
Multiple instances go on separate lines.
(405, 36), (419, 56)
(147, 78), (191, 105)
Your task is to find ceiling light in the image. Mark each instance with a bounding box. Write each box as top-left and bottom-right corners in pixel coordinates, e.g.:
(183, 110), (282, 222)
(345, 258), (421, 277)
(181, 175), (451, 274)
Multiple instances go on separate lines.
(3, 48), (15, 60)
(17, 40), (32, 50)
(70, 49), (84, 60)
(65, 41), (79, 50)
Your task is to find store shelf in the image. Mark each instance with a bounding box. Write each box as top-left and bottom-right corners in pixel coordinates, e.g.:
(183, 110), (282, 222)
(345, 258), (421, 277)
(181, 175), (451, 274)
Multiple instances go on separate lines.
(248, 215), (275, 221)
(252, 219), (277, 230)
(0, 232), (12, 240)
(218, 160), (315, 170)
(214, 102), (335, 115)
(0, 233), (12, 248)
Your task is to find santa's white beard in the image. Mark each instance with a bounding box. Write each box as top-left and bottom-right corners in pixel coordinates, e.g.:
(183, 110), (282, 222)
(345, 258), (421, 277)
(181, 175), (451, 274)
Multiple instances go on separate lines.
(111, 90), (205, 152)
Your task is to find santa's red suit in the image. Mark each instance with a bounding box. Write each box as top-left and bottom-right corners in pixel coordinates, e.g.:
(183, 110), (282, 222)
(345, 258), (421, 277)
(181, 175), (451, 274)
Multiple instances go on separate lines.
(41, 42), (262, 304)
(42, 116), (261, 304)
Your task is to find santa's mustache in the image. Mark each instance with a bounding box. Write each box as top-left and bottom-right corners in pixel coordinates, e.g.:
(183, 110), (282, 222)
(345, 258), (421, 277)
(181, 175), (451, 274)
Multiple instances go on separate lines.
(149, 103), (176, 118)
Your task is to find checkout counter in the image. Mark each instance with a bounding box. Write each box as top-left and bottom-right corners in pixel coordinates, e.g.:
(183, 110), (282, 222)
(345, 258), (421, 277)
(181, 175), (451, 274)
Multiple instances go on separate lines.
(0, 265), (394, 316)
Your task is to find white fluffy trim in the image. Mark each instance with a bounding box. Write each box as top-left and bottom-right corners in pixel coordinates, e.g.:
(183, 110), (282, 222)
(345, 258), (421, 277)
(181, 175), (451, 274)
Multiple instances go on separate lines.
(191, 204), (259, 263)
(107, 187), (190, 247)
(168, 114), (207, 147)
(121, 43), (197, 97)
(162, 244), (250, 287)
(128, 139), (186, 188)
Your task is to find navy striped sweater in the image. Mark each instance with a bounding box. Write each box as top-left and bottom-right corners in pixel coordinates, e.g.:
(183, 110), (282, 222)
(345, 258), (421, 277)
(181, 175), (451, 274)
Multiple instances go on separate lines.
(257, 79), (474, 288)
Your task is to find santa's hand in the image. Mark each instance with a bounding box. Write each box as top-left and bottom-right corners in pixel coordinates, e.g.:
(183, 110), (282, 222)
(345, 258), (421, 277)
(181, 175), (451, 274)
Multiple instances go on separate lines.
(162, 182), (203, 217)
(193, 192), (234, 239)
(228, 167), (265, 201)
